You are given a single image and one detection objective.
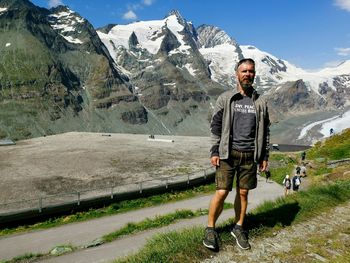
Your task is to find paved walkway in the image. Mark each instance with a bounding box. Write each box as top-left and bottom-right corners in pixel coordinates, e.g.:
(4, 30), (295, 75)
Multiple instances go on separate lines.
(0, 176), (284, 262)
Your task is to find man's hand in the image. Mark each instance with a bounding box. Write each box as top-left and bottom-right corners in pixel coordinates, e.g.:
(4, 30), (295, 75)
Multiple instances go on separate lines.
(211, 156), (220, 167)
(259, 160), (268, 171)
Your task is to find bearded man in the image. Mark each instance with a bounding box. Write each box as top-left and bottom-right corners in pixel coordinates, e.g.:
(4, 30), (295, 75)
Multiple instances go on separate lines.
(203, 58), (270, 251)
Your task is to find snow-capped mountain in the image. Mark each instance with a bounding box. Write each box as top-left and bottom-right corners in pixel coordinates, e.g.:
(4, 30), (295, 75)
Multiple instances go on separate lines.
(97, 10), (211, 81)
(1, 0), (349, 143)
(197, 26), (349, 118)
(198, 25), (350, 103)
(96, 11), (223, 135)
(97, 15), (350, 143)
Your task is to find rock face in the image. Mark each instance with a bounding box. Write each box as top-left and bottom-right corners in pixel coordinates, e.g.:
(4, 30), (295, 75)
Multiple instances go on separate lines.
(0, 0), (147, 139)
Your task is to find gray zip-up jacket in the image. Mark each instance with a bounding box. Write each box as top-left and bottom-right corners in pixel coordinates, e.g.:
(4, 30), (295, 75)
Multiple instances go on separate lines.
(210, 88), (270, 163)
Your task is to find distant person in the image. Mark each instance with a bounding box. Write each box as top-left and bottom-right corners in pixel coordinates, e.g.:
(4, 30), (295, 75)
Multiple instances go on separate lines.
(330, 128), (334, 136)
(203, 58), (270, 251)
(300, 163), (307, 177)
(301, 151), (306, 161)
(283, 174), (291, 196)
(295, 165), (301, 175)
(264, 163), (271, 182)
(292, 174), (301, 192)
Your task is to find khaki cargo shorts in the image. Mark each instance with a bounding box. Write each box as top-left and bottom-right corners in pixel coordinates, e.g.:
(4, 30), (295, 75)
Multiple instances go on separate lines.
(215, 149), (257, 190)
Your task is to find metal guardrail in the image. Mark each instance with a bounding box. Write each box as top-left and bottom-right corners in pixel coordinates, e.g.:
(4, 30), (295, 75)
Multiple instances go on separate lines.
(0, 167), (215, 220)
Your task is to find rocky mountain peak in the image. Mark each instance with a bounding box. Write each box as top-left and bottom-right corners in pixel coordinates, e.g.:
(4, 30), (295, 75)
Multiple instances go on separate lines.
(96, 23), (117, 34)
(196, 24), (238, 48)
(128, 31), (139, 49)
(0, 0), (35, 9)
(48, 5), (86, 45)
(167, 9), (186, 26)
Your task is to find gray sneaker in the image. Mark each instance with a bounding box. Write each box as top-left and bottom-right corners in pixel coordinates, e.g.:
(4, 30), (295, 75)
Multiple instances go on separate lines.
(203, 227), (219, 250)
(231, 227), (251, 250)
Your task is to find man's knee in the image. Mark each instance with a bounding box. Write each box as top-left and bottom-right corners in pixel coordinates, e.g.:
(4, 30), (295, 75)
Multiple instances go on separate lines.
(238, 188), (249, 199)
(215, 189), (229, 201)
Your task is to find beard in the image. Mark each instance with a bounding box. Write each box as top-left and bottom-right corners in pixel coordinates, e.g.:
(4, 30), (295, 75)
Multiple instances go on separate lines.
(240, 78), (254, 91)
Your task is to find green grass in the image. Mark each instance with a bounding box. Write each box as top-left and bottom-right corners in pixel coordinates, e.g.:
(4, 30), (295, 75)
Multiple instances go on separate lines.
(307, 128), (350, 160)
(0, 184), (216, 237)
(102, 209), (203, 243)
(103, 203), (232, 243)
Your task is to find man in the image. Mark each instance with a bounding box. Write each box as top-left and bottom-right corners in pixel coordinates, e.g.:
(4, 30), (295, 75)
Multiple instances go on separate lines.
(203, 58), (270, 251)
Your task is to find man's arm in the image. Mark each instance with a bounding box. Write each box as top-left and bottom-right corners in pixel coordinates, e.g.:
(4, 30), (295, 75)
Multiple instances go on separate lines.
(210, 95), (224, 166)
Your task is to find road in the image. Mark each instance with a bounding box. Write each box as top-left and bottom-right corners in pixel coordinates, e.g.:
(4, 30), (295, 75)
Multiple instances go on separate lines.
(0, 175), (284, 262)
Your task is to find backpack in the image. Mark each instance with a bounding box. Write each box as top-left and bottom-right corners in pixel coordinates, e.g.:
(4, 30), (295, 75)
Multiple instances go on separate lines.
(295, 177), (301, 186)
(285, 179), (291, 188)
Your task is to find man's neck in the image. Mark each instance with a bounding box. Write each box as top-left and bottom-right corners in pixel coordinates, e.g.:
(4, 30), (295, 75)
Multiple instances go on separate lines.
(236, 85), (253, 97)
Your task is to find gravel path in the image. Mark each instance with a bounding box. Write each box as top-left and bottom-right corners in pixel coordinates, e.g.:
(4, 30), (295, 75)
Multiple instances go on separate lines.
(202, 200), (350, 263)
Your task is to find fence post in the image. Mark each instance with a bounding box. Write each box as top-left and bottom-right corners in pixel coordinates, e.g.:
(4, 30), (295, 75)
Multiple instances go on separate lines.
(77, 192), (80, 206)
(204, 169), (207, 180)
(38, 197), (42, 213)
(187, 174), (190, 185)
(111, 187), (114, 199)
(139, 182), (143, 193)
(165, 179), (168, 189)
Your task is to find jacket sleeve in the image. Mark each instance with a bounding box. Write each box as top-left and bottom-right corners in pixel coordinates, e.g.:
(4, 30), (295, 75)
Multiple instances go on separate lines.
(210, 95), (224, 157)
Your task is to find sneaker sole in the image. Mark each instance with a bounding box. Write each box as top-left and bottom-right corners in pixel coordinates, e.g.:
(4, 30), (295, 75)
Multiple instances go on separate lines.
(230, 231), (251, 250)
(203, 240), (217, 250)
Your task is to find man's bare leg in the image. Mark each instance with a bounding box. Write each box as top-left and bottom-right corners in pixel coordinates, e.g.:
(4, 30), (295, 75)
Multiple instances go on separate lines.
(234, 187), (249, 226)
(207, 189), (229, 227)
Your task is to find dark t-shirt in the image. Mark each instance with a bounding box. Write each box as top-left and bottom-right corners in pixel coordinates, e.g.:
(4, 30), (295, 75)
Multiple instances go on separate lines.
(231, 95), (256, 151)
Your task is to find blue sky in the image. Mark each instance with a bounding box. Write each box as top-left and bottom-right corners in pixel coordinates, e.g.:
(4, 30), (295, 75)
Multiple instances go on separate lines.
(30, 0), (350, 70)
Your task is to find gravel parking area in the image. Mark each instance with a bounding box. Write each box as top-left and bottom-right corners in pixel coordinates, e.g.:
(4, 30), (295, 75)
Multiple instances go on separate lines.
(0, 132), (211, 209)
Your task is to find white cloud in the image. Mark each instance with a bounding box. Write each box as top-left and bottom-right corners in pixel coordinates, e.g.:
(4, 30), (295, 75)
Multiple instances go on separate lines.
(122, 0), (154, 20)
(334, 0), (350, 12)
(123, 10), (137, 20)
(48, 0), (63, 8)
(142, 0), (155, 6)
(335, 47), (350, 56)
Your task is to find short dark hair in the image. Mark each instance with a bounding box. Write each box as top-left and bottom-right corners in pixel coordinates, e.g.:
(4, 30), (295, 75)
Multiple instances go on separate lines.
(235, 58), (255, 71)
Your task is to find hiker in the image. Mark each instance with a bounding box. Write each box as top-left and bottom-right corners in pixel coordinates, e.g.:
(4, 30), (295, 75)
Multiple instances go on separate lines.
(282, 174), (291, 196)
(300, 163), (307, 177)
(301, 151), (306, 161)
(295, 165), (301, 176)
(292, 174), (301, 192)
(264, 163), (271, 182)
(203, 58), (270, 251)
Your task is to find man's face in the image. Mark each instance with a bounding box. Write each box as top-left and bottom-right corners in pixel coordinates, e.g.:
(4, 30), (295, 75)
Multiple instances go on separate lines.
(236, 62), (255, 91)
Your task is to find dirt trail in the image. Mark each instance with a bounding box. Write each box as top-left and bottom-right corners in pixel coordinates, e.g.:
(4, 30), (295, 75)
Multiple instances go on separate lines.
(202, 200), (350, 263)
